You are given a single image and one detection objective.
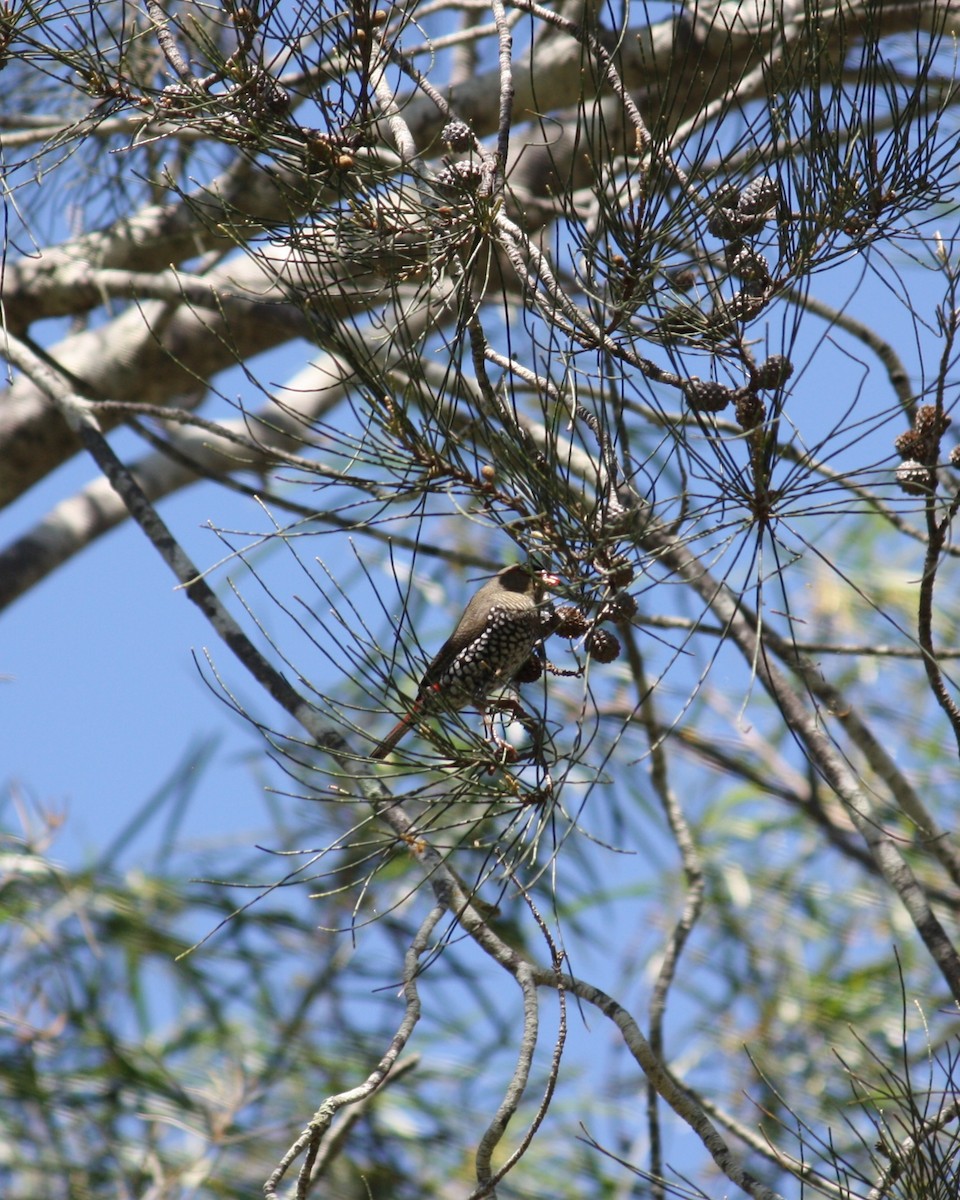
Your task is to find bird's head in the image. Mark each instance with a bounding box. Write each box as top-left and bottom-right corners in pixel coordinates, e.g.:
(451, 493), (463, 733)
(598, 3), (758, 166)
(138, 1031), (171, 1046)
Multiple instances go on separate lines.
(495, 563), (560, 601)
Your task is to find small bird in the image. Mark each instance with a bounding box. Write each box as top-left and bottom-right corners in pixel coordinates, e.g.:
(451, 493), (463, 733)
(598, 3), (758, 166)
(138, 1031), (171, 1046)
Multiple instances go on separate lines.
(371, 563), (556, 760)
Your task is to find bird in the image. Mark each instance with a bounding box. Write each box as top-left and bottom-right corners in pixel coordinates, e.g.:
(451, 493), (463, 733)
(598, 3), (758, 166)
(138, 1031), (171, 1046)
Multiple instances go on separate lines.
(371, 563), (556, 760)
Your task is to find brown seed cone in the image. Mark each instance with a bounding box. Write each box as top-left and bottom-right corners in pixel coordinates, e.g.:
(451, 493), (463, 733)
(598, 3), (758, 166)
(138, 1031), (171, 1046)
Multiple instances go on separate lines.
(895, 459), (932, 496)
(685, 378), (733, 413)
(371, 564), (556, 759)
(735, 391), (765, 430)
(601, 591), (638, 623)
(894, 430), (922, 460)
(754, 354), (794, 391)
(552, 605), (590, 639)
(738, 174), (780, 216)
(512, 656), (544, 684)
(604, 558), (636, 590)
(585, 628), (622, 664)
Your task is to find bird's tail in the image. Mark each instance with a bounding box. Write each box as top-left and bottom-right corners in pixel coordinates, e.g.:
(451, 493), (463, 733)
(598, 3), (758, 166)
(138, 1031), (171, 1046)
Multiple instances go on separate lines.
(370, 709), (418, 759)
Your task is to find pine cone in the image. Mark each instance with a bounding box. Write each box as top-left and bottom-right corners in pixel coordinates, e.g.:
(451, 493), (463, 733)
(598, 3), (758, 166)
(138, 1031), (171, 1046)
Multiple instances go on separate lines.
(602, 557), (636, 590)
(738, 175), (780, 216)
(711, 183), (742, 210)
(512, 656), (543, 684)
(895, 460), (932, 495)
(434, 160), (484, 195)
(894, 430), (922, 460)
(915, 404), (952, 451)
(585, 628), (621, 664)
(897, 406), (952, 465)
(552, 605), (590, 639)
(722, 288), (770, 322)
(755, 355), (794, 390)
(708, 207), (766, 240)
(600, 592), (638, 623)
(685, 378), (734, 412)
(725, 242), (771, 285)
(441, 119), (473, 151)
(735, 391), (765, 429)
